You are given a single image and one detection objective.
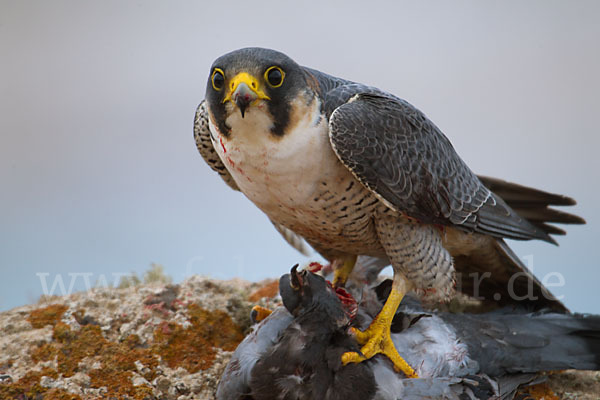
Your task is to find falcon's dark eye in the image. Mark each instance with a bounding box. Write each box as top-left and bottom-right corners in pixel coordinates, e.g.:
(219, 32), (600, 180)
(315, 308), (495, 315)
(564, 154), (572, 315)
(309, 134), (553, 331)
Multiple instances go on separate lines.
(212, 68), (225, 91)
(265, 66), (285, 88)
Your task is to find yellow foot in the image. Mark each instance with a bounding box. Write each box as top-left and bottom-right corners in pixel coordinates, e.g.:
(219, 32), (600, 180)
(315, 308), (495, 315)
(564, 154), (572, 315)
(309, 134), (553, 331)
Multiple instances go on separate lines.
(250, 305), (272, 323)
(342, 324), (418, 378)
(341, 275), (418, 378)
(332, 255), (357, 288)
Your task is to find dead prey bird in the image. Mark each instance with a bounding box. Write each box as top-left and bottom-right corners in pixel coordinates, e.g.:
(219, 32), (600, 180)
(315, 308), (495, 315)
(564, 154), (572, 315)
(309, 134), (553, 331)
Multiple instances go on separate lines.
(217, 267), (600, 400)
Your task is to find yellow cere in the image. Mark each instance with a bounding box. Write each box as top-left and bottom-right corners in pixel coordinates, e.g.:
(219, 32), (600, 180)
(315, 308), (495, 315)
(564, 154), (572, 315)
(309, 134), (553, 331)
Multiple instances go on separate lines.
(222, 72), (271, 104)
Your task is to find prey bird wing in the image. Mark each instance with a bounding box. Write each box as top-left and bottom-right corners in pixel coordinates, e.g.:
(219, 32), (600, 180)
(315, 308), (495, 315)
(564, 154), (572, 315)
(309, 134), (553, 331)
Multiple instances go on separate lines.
(194, 100), (311, 255)
(217, 307), (293, 399)
(326, 90), (552, 243)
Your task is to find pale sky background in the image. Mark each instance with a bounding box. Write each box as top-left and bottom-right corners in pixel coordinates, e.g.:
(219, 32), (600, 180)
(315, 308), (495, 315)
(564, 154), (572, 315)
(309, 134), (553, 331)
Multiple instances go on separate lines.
(1, 1), (598, 312)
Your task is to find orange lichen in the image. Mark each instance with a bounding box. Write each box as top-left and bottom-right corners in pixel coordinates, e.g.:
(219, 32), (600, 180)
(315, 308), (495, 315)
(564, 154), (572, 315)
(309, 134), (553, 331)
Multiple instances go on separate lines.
(519, 382), (560, 400)
(0, 368), (75, 400)
(29, 311), (158, 400)
(152, 303), (244, 373)
(31, 322), (105, 376)
(88, 368), (154, 400)
(27, 304), (68, 329)
(13, 303), (244, 399)
(86, 332), (157, 400)
(248, 280), (279, 302)
(44, 388), (83, 400)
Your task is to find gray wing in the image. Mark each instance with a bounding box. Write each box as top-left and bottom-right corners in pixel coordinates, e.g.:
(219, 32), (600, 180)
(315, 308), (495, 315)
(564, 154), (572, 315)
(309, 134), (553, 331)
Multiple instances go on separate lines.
(440, 307), (600, 376)
(194, 101), (311, 255)
(373, 368), (538, 400)
(327, 91), (552, 242)
(216, 307), (293, 399)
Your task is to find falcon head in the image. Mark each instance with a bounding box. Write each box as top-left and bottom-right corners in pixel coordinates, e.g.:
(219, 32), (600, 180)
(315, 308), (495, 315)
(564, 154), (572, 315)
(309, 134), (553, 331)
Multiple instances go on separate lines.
(205, 47), (315, 137)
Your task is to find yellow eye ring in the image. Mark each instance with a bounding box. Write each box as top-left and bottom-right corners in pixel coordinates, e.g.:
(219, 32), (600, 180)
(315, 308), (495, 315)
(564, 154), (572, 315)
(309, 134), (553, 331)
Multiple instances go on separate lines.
(212, 68), (225, 91)
(264, 66), (285, 88)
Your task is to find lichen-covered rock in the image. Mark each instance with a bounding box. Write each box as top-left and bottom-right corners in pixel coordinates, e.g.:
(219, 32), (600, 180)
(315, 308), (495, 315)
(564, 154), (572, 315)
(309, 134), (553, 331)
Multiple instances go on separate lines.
(0, 275), (265, 399)
(0, 275), (597, 399)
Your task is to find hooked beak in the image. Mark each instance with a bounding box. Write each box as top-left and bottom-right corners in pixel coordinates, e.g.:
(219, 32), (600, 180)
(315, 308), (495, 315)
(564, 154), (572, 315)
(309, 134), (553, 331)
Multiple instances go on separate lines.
(290, 264), (301, 290)
(233, 83), (256, 118)
(222, 72), (270, 118)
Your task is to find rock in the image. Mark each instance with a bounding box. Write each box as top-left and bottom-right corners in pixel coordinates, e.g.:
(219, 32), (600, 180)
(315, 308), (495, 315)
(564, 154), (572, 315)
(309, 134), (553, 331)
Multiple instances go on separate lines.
(132, 373), (150, 387)
(39, 375), (56, 388)
(67, 372), (91, 388)
(175, 381), (190, 394)
(154, 375), (171, 392)
(0, 274), (597, 399)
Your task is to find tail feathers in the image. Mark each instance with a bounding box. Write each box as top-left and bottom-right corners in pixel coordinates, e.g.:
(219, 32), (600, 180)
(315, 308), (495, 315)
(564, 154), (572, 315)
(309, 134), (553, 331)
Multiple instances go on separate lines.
(478, 175), (577, 207)
(533, 223), (566, 236)
(447, 311), (600, 376)
(476, 193), (556, 244)
(478, 175), (585, 239)
(513, 207), (585, 225)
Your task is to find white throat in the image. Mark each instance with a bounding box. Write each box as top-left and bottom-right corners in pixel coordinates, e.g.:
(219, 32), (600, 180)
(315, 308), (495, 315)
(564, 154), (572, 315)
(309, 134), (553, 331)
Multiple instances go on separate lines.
(209, 97), (337, 209)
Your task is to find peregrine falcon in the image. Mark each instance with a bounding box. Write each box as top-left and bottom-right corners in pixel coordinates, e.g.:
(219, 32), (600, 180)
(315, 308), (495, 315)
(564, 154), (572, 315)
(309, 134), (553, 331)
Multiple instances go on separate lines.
(195, 47), (584, 377)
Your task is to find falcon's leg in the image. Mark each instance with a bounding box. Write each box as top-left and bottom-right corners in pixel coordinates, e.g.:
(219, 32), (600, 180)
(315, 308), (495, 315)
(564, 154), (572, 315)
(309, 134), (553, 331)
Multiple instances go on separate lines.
(332, 255), (357, 288)
(341, 272), (418, 378)
(342, 215), (455, 377)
